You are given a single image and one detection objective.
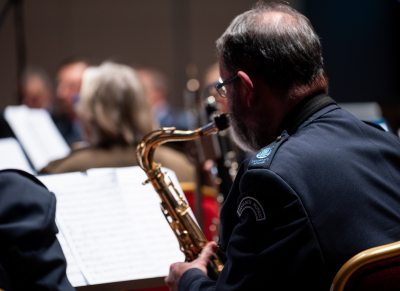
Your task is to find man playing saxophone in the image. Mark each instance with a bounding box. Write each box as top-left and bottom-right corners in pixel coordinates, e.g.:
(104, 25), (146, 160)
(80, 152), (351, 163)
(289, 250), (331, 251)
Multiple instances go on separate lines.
(165, 1), (400, 290)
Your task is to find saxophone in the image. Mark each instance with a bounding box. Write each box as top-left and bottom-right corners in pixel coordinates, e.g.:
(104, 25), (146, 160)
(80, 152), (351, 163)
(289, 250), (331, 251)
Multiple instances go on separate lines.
(136, 114), (229, 280)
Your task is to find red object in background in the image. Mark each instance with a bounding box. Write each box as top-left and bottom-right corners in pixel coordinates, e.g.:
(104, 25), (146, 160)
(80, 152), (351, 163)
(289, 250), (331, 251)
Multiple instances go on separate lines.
(343, 256), (400, 291)
(180, 183), (220, 241)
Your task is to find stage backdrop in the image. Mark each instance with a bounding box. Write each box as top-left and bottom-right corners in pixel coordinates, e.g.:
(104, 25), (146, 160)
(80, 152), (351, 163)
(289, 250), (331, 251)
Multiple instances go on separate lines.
(1, 0), (398, 110)
(0, 0), (300, 109)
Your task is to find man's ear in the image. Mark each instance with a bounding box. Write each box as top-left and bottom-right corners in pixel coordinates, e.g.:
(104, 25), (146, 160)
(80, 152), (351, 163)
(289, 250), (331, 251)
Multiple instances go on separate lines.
(237, 71), (254, 108)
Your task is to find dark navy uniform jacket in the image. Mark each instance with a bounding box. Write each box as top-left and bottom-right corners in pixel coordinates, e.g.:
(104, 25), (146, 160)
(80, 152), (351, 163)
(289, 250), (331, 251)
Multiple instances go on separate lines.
(0, 170), (74, 291)
(179, 93), (400, 291)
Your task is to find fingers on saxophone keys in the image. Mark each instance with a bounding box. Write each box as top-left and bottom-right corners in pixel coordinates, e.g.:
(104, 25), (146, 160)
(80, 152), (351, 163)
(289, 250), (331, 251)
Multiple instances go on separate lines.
(200, 242), (217, 262)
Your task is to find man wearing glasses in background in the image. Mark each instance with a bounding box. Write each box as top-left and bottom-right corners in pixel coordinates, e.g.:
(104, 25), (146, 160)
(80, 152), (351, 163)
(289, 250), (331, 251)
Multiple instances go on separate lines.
(166, 1), (400, 291)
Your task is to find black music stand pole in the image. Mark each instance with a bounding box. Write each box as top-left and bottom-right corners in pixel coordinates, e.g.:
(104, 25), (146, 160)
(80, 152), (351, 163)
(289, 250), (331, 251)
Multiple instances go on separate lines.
(0, 0), (27, 105)
(13, 0), (27, 104)
(0, 0), (13, 28)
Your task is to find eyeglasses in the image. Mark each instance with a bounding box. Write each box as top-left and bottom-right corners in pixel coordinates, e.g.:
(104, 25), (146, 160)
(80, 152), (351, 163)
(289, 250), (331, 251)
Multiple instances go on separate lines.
(214, 73), (239, 98)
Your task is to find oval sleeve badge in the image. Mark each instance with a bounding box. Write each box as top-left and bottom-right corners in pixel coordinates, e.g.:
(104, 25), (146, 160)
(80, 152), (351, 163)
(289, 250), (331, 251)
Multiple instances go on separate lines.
(237, 197), (266, 221)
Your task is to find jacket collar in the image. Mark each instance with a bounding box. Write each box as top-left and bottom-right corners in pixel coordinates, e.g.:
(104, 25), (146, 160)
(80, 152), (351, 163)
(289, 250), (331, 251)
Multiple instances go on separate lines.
(277, 90), (337, 136)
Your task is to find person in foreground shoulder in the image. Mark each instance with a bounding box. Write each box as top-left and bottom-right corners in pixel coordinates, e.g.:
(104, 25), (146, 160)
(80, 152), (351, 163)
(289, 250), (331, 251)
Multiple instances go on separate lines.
(0, 169), (74, 291)
(165, 1), (400, 291)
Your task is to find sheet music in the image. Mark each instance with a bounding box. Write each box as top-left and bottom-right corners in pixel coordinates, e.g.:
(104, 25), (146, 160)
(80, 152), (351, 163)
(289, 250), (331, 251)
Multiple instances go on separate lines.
(38, 169), (185, 286)
(111, 167), (186, 273)
(0, 138), (34, 174)
(55, 220), (87, 287)
(4, 105), (70, 171)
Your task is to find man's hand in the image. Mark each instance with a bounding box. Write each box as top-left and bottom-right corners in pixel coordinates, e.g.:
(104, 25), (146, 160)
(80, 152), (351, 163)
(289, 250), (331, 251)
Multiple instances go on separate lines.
(165, 241), (217, 291)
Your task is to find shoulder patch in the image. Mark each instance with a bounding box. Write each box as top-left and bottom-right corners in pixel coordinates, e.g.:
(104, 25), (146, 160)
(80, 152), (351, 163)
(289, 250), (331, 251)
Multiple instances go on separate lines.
(249, 131), (289, 168)
(237, 197), (266, 221)
(256, 147), (273, 159)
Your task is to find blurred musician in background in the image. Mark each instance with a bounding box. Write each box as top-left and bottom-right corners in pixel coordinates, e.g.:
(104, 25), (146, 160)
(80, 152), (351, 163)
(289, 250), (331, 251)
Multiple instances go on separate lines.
(136, 68), (193, 130)
(20, 66), (53, 110)
(52, 56), (89, 146)
(203, 62), (227, 114)
(40, 62), (195, 183)
(166, 2), (400, 290)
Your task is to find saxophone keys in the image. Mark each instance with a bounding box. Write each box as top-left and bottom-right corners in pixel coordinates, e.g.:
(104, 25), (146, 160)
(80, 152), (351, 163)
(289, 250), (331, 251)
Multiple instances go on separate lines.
(180, 207), (190, 216)
(180, 230), (189, 240)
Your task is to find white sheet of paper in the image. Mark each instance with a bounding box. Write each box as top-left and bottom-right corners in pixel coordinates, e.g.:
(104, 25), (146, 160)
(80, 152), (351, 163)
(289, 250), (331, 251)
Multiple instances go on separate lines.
(55, 220), (87, 287)
(112, 167), (186, 273)
(38, 167), (186, 286)
(4, 105), (70, 171)
(0, 138), (34, 174)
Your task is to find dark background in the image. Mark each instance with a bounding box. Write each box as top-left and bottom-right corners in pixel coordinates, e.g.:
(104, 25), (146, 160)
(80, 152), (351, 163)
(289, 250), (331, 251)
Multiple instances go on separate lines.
(304, 0), (400, 103)
(1, 0), (399, 120)
(0, 0), (272, 108)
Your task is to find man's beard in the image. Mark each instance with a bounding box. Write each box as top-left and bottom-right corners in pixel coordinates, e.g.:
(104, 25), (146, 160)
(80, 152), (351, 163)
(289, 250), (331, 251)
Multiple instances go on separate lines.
(228, 92), (267, 153)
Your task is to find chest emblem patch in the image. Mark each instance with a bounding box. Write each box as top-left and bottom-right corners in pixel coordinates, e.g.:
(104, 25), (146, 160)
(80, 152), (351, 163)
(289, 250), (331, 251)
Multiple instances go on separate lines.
(237, 197), (266, 221)
(256, 147), (273, 159)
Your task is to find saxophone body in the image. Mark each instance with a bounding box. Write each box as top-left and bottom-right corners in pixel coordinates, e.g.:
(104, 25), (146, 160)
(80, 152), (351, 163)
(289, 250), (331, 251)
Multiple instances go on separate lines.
(136, 114), (229, 279)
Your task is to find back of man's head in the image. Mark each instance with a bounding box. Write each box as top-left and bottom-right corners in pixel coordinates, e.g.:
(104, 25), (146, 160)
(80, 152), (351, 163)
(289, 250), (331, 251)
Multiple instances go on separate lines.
(216, 1), (327, 98)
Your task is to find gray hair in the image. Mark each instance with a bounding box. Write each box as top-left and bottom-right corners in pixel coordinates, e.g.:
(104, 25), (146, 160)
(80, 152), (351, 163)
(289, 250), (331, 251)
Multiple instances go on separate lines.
(77, 62), (157, 146)
(216, 1), (326, 96)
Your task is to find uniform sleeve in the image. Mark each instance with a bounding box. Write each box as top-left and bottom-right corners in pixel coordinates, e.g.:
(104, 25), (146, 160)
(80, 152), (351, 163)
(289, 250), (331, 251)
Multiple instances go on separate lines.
(179, 168), (328, 291)
(0, 171), (75, 291)
(178, 268), (216, 291)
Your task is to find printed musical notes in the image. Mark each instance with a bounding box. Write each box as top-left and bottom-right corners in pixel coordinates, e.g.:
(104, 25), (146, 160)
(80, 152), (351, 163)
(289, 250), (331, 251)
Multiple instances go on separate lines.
(38, 167), (186, 287)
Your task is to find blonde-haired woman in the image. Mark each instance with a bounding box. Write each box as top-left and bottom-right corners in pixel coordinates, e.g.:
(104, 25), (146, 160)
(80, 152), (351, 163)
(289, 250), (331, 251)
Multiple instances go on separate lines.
(41, 62), (195, 182)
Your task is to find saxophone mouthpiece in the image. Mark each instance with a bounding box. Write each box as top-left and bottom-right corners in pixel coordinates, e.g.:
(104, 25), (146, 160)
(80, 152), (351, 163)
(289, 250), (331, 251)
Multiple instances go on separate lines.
(214, 114), (230, 131)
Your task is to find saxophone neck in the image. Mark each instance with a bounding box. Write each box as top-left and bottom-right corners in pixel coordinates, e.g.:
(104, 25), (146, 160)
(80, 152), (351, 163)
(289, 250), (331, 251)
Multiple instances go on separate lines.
(136, 113), (229, 171)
